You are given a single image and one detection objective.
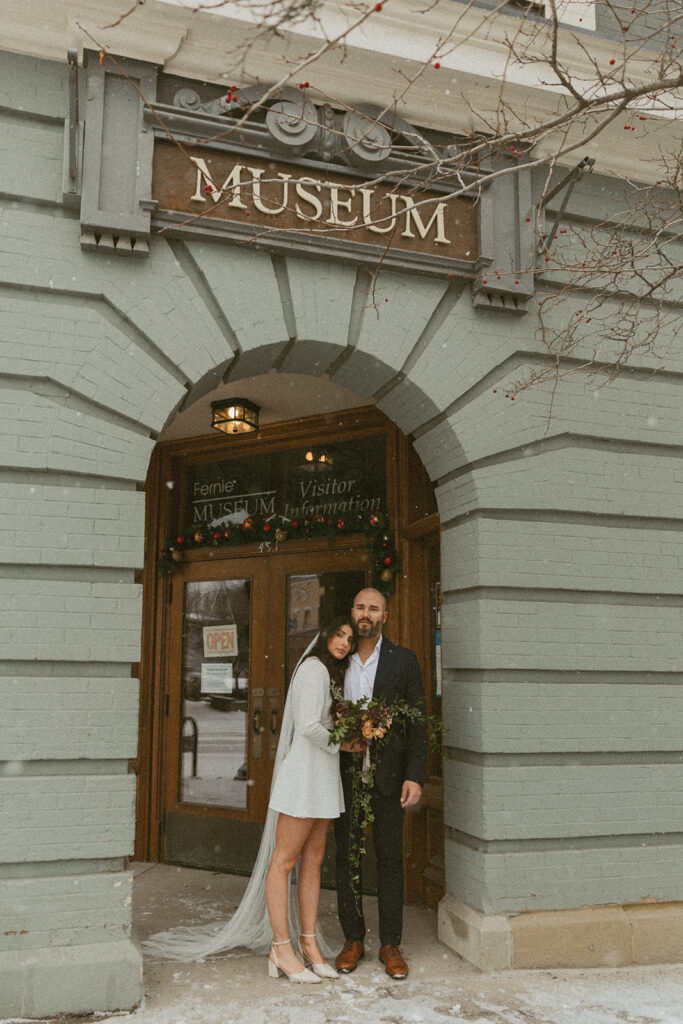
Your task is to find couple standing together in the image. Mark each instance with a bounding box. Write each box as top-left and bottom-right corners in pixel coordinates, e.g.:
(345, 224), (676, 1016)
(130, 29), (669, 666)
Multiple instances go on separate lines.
(145, 587), (427, 983)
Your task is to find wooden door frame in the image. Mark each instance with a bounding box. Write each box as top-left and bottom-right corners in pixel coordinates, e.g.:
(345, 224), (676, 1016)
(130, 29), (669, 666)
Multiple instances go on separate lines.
(134, 406), (440, 869)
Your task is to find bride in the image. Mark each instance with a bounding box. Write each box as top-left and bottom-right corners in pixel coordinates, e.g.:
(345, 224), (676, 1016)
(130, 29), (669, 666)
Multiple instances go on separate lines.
(143, 615), (363, 984)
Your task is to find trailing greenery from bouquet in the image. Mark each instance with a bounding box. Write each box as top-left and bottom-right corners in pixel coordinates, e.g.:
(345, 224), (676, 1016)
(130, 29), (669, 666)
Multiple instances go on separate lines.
(328, 687), (441, 907)
(158, 509), (399, 595)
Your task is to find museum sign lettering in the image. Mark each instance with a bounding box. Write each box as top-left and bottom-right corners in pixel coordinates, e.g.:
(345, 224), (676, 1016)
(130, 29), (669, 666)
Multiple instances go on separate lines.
(152, 142), (478, 262)
(185, 436), (386, 529)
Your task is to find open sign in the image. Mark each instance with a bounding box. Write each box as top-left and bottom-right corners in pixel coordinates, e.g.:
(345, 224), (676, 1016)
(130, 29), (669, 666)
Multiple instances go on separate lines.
(203, 624), (238, 658)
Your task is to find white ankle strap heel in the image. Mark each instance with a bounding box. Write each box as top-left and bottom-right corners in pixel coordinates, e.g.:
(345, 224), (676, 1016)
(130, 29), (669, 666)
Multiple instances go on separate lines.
(298, 933), (338, 980)
(268, 939), (321, 983)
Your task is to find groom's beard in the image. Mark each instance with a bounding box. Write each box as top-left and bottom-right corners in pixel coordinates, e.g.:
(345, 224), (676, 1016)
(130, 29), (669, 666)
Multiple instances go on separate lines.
(355, 619), (381, 638)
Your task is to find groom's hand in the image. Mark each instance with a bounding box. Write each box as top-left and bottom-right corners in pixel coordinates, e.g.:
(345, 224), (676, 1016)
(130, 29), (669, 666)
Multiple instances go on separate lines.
(400, 781), (422, 808)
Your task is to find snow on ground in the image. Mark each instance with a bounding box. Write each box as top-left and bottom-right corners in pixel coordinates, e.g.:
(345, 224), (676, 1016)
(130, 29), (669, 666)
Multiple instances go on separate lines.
(9, 864), (683, 1024)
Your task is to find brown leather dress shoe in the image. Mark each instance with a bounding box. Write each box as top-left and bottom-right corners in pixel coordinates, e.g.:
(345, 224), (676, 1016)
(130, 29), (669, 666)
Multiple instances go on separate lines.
(379, 944), (408, 979)
(335, 939), (365, 973)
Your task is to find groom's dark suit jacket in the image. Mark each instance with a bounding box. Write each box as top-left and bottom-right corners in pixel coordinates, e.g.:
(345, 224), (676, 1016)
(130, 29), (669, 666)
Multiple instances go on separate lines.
(370, 637), (428, 797)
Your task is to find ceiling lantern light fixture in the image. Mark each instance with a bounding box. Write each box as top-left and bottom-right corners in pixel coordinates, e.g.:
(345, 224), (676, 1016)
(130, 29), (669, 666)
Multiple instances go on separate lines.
(303, 448), (334, 471)
(211, 397), (260, 435)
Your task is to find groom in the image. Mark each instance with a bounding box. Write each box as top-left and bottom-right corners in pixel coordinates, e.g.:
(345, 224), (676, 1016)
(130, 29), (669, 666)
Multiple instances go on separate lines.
(334, 587), (427, 980)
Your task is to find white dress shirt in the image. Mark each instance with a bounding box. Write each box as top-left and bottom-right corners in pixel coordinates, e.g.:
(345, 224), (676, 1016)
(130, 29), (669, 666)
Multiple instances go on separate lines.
(344, 635), (382, 703)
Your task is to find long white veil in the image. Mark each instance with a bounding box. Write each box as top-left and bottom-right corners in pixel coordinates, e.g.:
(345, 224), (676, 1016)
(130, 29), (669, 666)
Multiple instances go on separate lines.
(142, 634), (336, 962)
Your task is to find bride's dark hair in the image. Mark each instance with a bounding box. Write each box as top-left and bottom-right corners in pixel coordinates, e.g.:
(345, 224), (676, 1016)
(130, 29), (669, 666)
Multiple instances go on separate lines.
(306, 614), (355, 687)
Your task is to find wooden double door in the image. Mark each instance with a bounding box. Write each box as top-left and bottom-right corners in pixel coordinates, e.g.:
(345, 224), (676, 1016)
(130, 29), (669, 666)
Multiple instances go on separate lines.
(162, 544), (367, 873)
(138, 411), (444, 905)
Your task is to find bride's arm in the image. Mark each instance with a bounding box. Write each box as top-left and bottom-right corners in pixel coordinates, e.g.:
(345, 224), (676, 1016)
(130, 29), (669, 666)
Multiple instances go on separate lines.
(291, 659), (339, 753)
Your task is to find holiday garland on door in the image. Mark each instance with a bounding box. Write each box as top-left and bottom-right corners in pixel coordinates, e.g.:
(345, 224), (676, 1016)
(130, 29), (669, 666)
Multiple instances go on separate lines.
(158, 510), (399, 596)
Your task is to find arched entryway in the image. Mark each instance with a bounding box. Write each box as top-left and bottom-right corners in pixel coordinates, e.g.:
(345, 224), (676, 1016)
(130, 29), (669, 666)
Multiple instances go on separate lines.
(135, 370), (445, 908)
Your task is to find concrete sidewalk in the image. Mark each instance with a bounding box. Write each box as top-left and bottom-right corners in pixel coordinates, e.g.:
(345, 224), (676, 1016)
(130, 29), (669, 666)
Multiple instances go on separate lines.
(20, 862), (682, 1024)
(130, 863), (683, 1024)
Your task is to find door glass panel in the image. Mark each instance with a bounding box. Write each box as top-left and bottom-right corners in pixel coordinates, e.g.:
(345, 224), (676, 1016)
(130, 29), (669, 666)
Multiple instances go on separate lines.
(286, 571), (365, 681)
(180, 578), (251, 808)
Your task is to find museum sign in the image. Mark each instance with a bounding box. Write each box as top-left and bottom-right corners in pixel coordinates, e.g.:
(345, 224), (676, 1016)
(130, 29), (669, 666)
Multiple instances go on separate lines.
(152, 142), (478, 264)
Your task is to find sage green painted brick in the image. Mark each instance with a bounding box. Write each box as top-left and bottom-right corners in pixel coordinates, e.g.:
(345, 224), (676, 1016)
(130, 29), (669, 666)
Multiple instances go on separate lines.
(0, 113), (64, 204)
(0, 775), (136, 862)
(0, 206), (230, 385)
(0, 870), (134, 951)
(446, 682), (683, 753)
(0, 938), (142, 1017)
(0, 677), (139, 760)
(0, 52), (66, 119)
(185, 240), (289, 354)
(445, 838), (683, 915)
(0, 290), (187, 429)
(435, 449), (683, 523)
(444, 761), (683, 840)
(282, 255), (357, 350)
(0, 579), (141, 662)
(441, 517), (683, 594)
(0, 386), (155, 480)
(415, 373), (680, 482)
(332, 271), (448, 395)
(442, 595), (683, 672)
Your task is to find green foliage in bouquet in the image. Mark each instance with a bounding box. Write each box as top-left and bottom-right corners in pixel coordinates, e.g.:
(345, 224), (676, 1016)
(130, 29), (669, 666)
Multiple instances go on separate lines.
(328, 686), (441, 906)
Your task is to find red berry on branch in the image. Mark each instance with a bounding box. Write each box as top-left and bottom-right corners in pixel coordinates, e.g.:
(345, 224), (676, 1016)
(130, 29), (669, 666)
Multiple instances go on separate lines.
(262, 523), (271, 532)
(482, 278), (487, 284)
(526, 217), (531, 222)
(493, 389), (497, 393)
(374, 2), (382, 9)
(609, 58), (616, 65)
(205, 184), (213, 194)
(434, 62), (441, 69)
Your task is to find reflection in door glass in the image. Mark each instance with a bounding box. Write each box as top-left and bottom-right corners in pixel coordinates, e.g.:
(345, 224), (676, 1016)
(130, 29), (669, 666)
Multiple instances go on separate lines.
(286, 571), (365, 682)
(180, 579), (250, 809)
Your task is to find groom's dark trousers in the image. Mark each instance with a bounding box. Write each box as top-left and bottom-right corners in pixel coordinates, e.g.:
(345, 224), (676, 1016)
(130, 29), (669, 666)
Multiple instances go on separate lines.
(334, 638), (427, 947)
(335, 752), (406, 946)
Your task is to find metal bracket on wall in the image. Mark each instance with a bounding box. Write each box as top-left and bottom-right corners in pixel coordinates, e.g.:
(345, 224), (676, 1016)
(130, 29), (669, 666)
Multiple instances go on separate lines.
(537, 155), (596, 253)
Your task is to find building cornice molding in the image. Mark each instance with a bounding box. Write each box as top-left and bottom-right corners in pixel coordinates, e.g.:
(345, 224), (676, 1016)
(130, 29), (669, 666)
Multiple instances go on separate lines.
(0, 0), (678, 180)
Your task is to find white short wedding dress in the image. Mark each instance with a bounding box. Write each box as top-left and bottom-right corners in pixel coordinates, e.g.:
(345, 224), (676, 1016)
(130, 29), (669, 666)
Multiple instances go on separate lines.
(143, 643), (342, 961)
(269, 656), (344, 819)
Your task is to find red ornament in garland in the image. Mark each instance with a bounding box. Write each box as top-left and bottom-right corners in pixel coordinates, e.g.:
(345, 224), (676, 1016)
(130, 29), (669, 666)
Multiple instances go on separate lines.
(160, 509), (398, 595)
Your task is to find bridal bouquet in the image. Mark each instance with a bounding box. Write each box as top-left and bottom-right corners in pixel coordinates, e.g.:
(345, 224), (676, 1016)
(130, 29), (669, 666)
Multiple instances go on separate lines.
(328, 687), (438, 903)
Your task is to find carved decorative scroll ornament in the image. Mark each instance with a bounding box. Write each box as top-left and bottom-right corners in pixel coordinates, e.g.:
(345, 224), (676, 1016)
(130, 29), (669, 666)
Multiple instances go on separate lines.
(169, 85), (439, 172)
